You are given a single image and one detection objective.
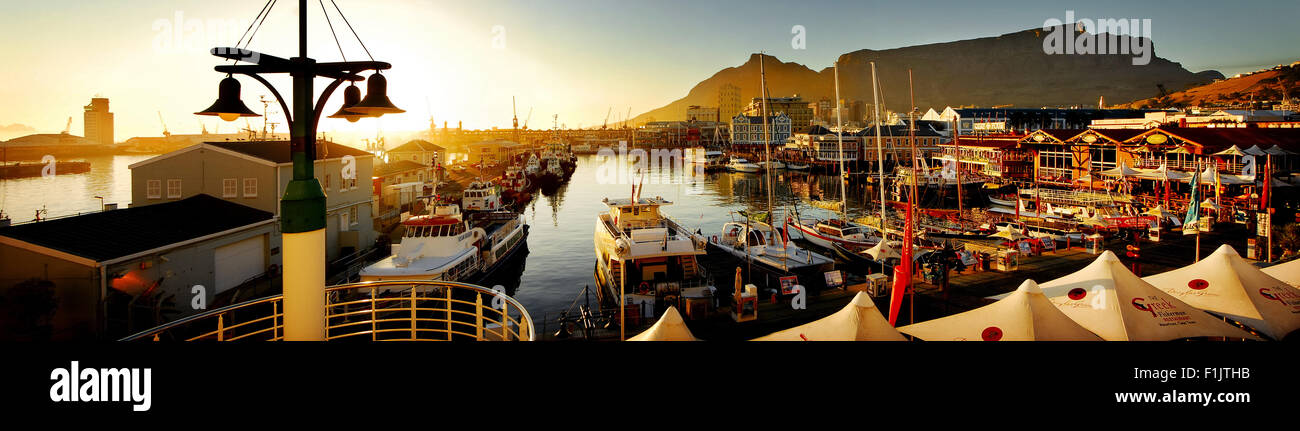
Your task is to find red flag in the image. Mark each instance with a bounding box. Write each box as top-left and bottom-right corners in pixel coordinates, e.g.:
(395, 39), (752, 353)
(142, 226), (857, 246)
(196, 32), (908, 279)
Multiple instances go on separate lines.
(1261, 155), (1271, 211)
(889, 198), (914, 326)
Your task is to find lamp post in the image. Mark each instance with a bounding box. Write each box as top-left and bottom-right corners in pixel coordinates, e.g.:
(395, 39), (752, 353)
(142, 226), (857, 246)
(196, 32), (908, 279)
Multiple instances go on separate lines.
(194, 0), (402, 340)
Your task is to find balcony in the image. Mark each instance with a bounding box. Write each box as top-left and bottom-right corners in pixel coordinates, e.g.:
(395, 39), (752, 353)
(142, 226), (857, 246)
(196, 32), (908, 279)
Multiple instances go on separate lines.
(121, 281), (534, 341)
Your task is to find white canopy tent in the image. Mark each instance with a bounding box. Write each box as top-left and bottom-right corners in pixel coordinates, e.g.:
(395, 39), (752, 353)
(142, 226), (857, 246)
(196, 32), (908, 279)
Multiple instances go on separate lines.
(1213, 145), (1248, 157)
(628, 306), (699, 341)
(1183, 165), (1254, 185)
(990, 251), (1260, 341)
(1134, 164), (1192, 181)
(1098, 163), (1142, 178)
(1265, 145), (1295, 156)
(1262, 259), (1300, 288)
(1243, 145), (1268, 156)
(899, 280), (1101, 341)
(754, 292), (906, 341)
(1144, 245), (1300, 340)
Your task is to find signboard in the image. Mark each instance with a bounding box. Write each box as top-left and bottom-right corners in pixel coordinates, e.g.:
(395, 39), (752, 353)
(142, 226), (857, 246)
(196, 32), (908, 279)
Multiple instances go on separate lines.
(959, 251), (978, 266)
(1234, 210), (1249, 225)
(1247, 238), (1258, 260)
(779, 276), (800, 295)
(1197, 217), (1212, 233)
(1017, 241), (1033, 256)
(1258, 212), (1271, 237)
(823, 270), (844, 290)
(1041, 238), (1056, 251)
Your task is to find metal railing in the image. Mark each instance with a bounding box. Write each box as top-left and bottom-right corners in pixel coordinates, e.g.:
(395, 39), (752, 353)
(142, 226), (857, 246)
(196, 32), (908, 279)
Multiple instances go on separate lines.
(120, 280), (534, 342)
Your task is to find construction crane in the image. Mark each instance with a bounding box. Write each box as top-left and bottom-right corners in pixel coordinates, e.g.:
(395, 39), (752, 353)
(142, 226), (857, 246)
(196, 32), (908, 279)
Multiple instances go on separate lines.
(523, 107), (533, 129)
(61, 116), (71, 135)
(196, 118), (209, 135)
(624, 107), (631, 128)
(157, 111), (170, 137)
(603, 106), (612, 129)
(512, 96), (519, 131)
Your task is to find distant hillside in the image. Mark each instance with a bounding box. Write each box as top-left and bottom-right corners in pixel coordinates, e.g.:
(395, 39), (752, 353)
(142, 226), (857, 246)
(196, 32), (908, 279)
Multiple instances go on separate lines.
(630, 26), (1217, 125)
(1116, 63), (1300, 109)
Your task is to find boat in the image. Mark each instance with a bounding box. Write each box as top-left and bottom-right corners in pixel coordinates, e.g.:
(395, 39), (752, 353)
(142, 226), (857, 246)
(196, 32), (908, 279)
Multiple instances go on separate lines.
(360, 204), (529, 286)
(499, 165), (533, 209)
(727, 157), (761, 173)
(785, 163), (810, 170)
(758, 160), (786, 170)
(692, 149), (728, 171)
(712, 216), (836, 277)
(462, 180), (506, 212)
(593, 195), (713, 314)
(992, 221), (1083, 243)
(787, 215), (881, 249)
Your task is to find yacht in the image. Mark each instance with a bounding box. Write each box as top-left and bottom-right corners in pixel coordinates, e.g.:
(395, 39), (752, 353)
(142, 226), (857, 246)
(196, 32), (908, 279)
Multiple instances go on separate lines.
(786, 215), (881, 250)
(758, 160), (786, 170)
(593, 196), (713, 314)
(361, 204), (528, 286)
(727, 157), (761, 173)
(691, 149), (728, 171)
(711, 215), (835, 284)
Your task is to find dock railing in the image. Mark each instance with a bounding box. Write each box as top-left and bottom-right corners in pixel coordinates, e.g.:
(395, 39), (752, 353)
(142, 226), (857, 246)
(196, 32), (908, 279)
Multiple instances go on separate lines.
(120, 280), (534, 342)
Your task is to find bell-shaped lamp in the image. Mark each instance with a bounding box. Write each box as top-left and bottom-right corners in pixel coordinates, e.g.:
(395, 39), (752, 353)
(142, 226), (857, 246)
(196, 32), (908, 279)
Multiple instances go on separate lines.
(346, 73), (405, 116)
(327, 84), (371, 123)
(195, 76), (261, 122)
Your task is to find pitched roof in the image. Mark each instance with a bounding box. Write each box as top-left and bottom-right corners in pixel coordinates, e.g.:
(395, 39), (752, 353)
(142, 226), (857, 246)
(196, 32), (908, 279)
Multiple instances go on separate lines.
(388, 139), (444, 153)
(854, 125), (943, 137)
(1144, 127), (1300, 154)
(205, 140), (371, 164)
(374, 160), (429, 177)
(0, 194), (273, 262)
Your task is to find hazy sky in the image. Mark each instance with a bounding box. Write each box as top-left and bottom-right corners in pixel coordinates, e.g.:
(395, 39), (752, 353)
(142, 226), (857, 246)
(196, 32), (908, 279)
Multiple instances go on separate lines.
(0, 0), (1296, 141)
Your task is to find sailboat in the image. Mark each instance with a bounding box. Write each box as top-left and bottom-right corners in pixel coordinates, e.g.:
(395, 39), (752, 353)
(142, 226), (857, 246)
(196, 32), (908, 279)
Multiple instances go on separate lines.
(711, 53), (834, 287)
(787, 61), (881, 250)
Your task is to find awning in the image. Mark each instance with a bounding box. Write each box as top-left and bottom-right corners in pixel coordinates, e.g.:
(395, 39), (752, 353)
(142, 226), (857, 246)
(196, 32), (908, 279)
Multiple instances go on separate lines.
(753, 292), (907, 341)
(899, 280), (1101, 341)
(1144, 245), (1300, 340)
(1213, 145), (1247, 157)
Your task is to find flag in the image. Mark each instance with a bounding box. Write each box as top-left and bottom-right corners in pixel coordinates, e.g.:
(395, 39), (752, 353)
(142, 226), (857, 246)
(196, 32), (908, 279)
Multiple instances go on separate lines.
(1184, 165), (1201, 235)
(889, 194), (914, 326)
(1261, 155), (1271, 212)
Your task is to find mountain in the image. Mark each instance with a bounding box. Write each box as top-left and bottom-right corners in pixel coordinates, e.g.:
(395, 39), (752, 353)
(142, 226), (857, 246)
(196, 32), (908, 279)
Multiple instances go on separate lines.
(1116, 63), (1298, 109)
(629, 26), (1217, 125)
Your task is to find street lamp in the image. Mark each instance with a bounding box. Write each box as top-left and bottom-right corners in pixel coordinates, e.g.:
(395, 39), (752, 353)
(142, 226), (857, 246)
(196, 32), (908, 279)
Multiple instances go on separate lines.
(193, 0), (402, 340)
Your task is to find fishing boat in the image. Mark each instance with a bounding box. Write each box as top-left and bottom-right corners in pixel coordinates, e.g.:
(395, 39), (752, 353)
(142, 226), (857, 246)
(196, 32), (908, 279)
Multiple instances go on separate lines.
(593, 195), (713, 313)
(727, 157), (761, 173)
(462, 180), (506, 212)
(361, 204), (529, 286)
(499, 165), (533, 209)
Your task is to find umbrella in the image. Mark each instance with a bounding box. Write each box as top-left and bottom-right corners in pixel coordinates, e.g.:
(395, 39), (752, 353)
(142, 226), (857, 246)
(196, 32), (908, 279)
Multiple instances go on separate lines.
(753, 291), (907, 341)
(1265, 145), (1295, 156)
(1213, 145), (1247, 157)
(1079, 212), (1111, 228)
(1262, 259), (1300, 288)
(628, 306), (700, 341)
(1199, 199), (1220, 211)
(899, 280), (1102, 341)
(1144, 245), (1300, 340)
(989, 251), (1261, 341)
(1243, 145), (1267, 156)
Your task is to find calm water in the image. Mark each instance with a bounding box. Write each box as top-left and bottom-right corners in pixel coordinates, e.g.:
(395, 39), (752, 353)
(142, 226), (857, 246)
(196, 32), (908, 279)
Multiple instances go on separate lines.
(2, 153), (890, 322)
(498, 155), (889, 322)
(1, 155), (152, 223)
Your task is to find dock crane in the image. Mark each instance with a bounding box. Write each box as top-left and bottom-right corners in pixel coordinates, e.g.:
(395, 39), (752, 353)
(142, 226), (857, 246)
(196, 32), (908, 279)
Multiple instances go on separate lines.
(157, 111), (170, 137)
(61, 116), (71, 135)
(624, 107), (631, 128)
(603, 106), (612, 129)
(523, 107), (533, 129)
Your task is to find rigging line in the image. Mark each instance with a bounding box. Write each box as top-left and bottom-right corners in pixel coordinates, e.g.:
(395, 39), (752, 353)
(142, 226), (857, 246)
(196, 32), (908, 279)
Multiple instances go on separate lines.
(330, 0), (375, 62)
(242, 0), (279, 51)
(319, 0), (347, 61)
(234, 0), (274, 51)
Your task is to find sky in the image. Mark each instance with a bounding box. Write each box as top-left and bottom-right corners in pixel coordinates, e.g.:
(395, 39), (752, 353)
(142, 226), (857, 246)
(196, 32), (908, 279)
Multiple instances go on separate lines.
(0, 0), (1296, 141)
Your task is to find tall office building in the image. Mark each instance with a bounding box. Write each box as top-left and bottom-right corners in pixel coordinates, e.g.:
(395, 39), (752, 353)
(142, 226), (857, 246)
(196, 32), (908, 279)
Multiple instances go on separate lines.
(84, 97), (114, 146)
(717, 83), (741, 124)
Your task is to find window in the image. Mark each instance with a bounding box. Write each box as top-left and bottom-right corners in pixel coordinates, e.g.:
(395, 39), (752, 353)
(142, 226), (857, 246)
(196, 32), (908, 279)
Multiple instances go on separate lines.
(222, 178), (237, 198)
(349, 206), (358, 226)
(339, 212), (349, 231)
(166, 179), (182, 198)
(324, 173), (331, 190)
(243, 178), (258, 197)
(147, 180), (161, 199)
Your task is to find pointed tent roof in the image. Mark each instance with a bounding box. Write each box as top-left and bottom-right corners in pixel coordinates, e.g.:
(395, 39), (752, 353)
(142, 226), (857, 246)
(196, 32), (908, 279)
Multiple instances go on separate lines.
(993, 251), (1259, 341)
(1262, 259), (1300, 288)
(628, 307), (699, 341)
(753, 292), (906, 341)
(1144, 245), (1300, 340)
(1213, 145), (1247, 156)
(1134, 164), (1192, 181)
(1098, 163), (1141, 178)
(1243, 145), (1268, 156)
(899, 280), (1101, 341)
(1265, 145), (1296, 156)
(920, 108), (942, 121)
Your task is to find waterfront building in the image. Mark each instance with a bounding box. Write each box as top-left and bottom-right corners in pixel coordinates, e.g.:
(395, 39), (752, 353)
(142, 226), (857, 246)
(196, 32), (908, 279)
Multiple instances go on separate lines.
(0, 133), (108, 161)
(128, 140), (376, 262)
(686, 105), (720, 122)
(386, 139), (446, 169)
(459, 139), (522, 163)
(933, 133), (1032, 180)
(0, 195), (276, 339)
(729, 113), (791, 151)
(744, 95), (814, 133)
(937, 107), (1153, 135)
(634, 120), (726, 148)
(83, 97), (114, 146)
(372, 160), (434, 231)
(853, 124), (946, 165)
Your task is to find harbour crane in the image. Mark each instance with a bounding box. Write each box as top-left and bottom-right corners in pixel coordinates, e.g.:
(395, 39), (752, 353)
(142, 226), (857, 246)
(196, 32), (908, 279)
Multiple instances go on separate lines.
(624, 107), (631, 128)
(603, 106), (612, 129)
(196, 118), (209, 134)
(61, 117), (71, 135)
(157, 111), (170, 137)
(523, 107), (533, 129)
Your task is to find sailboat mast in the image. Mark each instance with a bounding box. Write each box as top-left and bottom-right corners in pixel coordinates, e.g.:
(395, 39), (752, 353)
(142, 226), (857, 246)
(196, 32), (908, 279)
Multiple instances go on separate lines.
(759, 53), (775, 224)
(834, 61), (846, 220)
(908, 69), (919, 231)
(871, 62), (886, 231)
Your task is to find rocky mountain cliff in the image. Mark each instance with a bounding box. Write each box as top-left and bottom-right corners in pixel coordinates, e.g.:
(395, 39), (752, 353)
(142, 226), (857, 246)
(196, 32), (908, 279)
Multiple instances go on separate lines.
(630, 26), (1217, 125)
